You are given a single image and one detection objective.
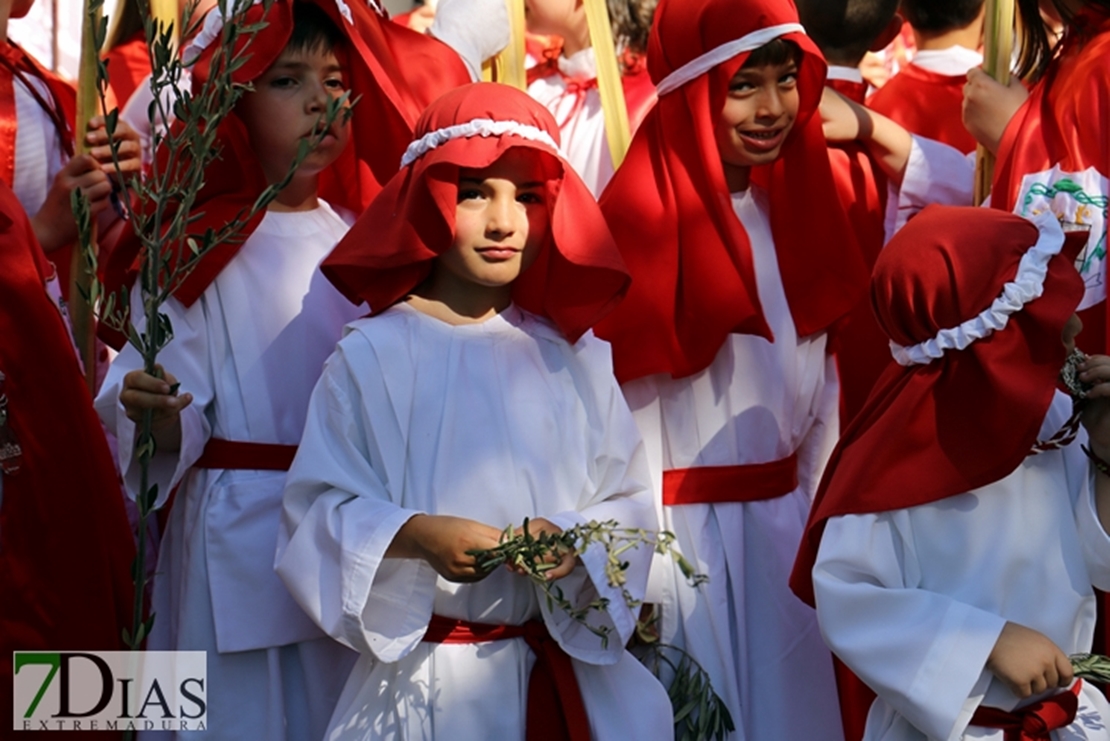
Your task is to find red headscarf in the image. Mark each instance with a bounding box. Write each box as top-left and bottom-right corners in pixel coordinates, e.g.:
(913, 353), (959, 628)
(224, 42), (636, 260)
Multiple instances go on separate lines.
(593, 0), (867, 383)
(101, 0), (469, 330)
(322, 82), (630, 344)
(791, 205), (1086, 605)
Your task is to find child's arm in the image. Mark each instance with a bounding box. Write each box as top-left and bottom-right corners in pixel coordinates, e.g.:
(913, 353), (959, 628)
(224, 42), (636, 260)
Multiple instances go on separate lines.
(30, 116), (142, 253)
(820, 86), (913, 187)
(814, 511), (1008, 740)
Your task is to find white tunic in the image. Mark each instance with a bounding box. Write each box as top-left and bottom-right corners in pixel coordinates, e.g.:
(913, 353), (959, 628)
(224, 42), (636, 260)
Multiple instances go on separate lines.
(276, 302), (674, 741)
(621, 187), (845, 741)
(528, 47), (614, 197)
(95, 203), (364, 741)
(813, 392), (1110, 741)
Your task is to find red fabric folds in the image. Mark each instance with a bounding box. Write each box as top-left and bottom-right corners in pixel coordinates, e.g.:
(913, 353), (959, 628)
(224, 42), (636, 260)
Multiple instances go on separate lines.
(322, 82), (630, 344)
(970, 681), (1082, 741)
(868, 64), (978, 154)
(422, 615), (590, 741)
(992, 8), (1110, 352)
(792, 205), (1085, 605)
(593, 0), (867, 382)
(0, 180), (134, 738)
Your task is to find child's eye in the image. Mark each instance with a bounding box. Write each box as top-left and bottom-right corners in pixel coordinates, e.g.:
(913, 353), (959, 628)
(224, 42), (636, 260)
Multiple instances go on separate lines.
(779, 72), (798, 86)
(325, 77), (346, 91)
(270, 76), (297, 89)
(517, 191), (544, 205)
(729, 81), (754, 94)
(457, 188), (484, 202)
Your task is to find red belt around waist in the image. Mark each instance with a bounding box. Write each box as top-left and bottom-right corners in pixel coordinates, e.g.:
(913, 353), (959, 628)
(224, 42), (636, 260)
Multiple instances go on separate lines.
(970, 680), (1081, 741)
(193, 439), (298, 471)
(663, 452), (799, 506)
(422, 614), (589, 741)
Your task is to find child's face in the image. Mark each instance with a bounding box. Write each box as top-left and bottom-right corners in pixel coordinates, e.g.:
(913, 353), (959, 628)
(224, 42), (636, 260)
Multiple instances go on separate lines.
(235, 44), (351, 185)
(714, 58), (800, 177)
(439, 149), (550, 291)
(524, 0), (582, 37)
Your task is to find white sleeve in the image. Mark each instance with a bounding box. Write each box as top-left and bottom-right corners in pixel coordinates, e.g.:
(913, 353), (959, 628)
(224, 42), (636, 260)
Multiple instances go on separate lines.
(1066, 434), (1110, 589)
(885, 135), (977, 240)
(275, 341), (436, 662)
(542, 336), (659, 665)
(428, 0), (510, 82)
(813, 511), (1006, 741)
(94, 287), (211, 508)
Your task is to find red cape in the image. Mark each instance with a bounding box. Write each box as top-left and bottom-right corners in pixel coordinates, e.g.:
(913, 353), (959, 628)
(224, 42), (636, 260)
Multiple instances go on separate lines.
(0, 179), (134, 738)
(868, 63), (978, 154)
(993, 7), (1110, 354)
(103, 31), (152, 110)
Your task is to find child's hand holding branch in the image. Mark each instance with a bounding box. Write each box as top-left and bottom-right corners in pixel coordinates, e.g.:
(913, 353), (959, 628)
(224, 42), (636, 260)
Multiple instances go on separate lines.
(387, 514), (505, 583)
(987, 621), (1074, 698)
(508, 518), (577, 581)
(119, 364), (192, 453)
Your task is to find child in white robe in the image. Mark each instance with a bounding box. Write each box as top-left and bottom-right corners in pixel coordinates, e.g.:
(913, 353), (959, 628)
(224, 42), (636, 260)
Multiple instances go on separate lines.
(93, 0), (468, 737)
(793, 205), (1110, 741)
(591, 0), (870, 737)
(276, 81), (673, 740)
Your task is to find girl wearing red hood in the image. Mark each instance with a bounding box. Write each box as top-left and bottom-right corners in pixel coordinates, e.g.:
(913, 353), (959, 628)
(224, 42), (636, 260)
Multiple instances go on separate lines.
(591, 0), (868, 737)
(276, 82), (672, 741)
(94, 1), (469, 738)
(794, 205), (1110, 741)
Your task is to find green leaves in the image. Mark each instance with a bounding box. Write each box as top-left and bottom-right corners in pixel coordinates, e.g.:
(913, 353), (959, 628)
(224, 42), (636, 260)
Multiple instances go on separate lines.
(1072, 653), (1110, 683)
(641, 643), (736, 741)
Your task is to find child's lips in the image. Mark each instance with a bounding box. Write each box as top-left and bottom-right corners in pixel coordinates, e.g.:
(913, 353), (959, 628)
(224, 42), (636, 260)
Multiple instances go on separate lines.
(738, 127), (787, 152)
(476, 246), (520, 260)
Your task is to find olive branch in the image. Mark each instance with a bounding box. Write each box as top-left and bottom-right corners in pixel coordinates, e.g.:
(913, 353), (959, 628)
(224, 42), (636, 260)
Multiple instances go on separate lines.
(468, 518), (734, 741)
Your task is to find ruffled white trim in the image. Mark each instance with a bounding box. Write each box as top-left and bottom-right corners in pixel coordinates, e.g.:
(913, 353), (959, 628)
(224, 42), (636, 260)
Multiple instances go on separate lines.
(400, 118), (559, 168)
(654, 23), (805, 97)
(890, 211), (1067, 366)
(182, 0), (265, 64)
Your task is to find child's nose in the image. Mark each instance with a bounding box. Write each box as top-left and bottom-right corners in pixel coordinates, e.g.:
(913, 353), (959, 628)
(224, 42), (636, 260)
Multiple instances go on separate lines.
(485, 194), (517, 236)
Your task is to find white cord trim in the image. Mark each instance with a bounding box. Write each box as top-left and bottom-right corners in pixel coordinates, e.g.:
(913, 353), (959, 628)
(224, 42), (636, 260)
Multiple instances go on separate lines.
(400, 119), (560, 168)
(182, 0), (265, 63)
(654, 23), (805, 97)
(889, 211), (1067, 366)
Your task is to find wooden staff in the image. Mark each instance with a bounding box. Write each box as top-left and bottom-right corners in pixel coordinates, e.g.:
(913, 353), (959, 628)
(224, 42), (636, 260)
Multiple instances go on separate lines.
(973, 0), (1015, 205)
(582, 0), (631, 168)
(149, 0), (180, 54)
(70, 0), (104, 393)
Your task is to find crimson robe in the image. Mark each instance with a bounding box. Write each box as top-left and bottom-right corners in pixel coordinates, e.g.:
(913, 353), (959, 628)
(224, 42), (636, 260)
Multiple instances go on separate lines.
(868, 62), (978, 154)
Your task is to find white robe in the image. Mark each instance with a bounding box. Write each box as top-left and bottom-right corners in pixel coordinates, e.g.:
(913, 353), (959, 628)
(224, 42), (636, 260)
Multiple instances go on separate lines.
(95, 203), (363, 741)
(527, 47), (614, 197)
(276, 302), (674, 741)
(621, 187), (845, 741)
(813, 392), (1110, 741)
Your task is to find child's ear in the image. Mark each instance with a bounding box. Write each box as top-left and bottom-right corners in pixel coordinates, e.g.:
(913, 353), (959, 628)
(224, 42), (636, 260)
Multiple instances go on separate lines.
(869, 13), (904, 53)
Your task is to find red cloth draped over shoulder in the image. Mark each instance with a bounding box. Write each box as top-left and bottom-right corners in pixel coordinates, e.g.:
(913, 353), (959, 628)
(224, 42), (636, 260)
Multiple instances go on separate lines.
(100, 0), (469, 345)
(825, 80), (891, 425)
(992, 7), (1110, 354)
(322, 82), (629, 344)
(592, 0), (867, 383)
(791, 205), (1085, 606)
(0, 180), (134, 738)
(867, 63), (978, 154)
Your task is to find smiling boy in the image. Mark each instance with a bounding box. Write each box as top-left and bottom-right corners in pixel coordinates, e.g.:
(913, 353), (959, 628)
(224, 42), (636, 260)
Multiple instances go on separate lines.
(594, 0), (868, 737)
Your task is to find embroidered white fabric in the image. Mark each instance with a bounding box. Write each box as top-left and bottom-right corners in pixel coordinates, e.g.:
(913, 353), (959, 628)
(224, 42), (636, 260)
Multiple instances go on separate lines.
(654, 23), (805, 97)
(400, 119), (560, 168)
(889, 211), (1067, 366)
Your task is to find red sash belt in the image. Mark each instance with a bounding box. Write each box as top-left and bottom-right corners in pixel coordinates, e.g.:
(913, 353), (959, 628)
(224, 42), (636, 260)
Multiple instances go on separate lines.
(663, 453), (799, 506)
(422, 614), (590, 741)
(193, 439), (298, 471)
(970, 681), (1082, 741)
